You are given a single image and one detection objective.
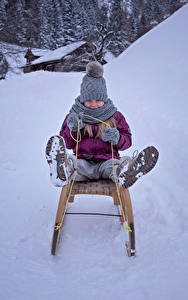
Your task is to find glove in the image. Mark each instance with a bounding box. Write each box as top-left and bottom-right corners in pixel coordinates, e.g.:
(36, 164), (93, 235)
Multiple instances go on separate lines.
(67, 113), (83, 132)
(102, 128), (120, 145)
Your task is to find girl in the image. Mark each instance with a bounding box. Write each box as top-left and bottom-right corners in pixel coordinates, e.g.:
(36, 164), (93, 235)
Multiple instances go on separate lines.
(46, 61), (159, 188)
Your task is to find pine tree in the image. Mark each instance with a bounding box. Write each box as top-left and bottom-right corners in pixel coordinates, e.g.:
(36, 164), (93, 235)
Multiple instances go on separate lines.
(0, 0), (7, 32)
(0, 0), (187, 55)
(0, 52), (9, 79)
(72, 0), (88, 41)
(62, 0), (77, 44)
(23, 1), (40, 47)
(78, 0), (99, 26)
(38, 0), (60, 49)
(52, 0), (65, 47)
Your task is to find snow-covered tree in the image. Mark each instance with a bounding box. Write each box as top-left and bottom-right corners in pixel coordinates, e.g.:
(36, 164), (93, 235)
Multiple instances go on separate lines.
(0, 0), (8, 31)
(0, 0), (187, 55)
(0, 52), (8, 79)
(91, 23), (114, 62)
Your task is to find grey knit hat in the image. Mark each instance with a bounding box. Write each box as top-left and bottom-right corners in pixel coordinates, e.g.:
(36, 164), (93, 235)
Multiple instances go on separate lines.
(80, 61), (108, 103)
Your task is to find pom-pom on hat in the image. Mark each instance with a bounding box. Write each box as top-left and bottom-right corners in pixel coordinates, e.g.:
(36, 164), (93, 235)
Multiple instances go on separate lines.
(80, 61), (108, 103)
(86, 61), (103, 77)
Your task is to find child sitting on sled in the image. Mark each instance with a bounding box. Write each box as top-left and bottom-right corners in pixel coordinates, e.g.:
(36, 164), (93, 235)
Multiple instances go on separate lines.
(46, 61), (159, 188)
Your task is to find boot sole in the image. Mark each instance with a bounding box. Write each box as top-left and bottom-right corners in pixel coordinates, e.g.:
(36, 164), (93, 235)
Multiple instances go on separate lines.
(118, 146), (159, 188)
(45, 135), (67, 186)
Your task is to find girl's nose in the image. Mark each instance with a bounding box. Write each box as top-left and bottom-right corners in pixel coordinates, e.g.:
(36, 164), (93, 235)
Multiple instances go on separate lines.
(91, 100), (97, 105)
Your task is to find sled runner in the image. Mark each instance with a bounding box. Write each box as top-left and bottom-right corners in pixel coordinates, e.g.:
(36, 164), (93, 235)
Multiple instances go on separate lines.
(51, 178), (136, 257)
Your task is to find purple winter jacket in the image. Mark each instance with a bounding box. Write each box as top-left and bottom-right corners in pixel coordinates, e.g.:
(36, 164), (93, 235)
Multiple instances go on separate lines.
(60, 111), (132, 161)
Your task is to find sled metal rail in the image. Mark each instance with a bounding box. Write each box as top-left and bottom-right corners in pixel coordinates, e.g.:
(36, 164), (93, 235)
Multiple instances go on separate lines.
(51, 179), (136, 257)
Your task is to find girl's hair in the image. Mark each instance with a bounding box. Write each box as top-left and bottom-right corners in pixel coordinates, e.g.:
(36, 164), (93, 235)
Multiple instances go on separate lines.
(83, 116), (117, 138)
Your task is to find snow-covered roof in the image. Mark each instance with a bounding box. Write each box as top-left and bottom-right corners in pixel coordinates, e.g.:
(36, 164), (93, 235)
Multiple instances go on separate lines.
(31, 48), (53, 57)
(32, 41), (86, 65)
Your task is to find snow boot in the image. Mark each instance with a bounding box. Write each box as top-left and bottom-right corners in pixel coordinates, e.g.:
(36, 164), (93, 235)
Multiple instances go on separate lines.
(118, 146), (159, 189)
(116, 156), (132, 177)
(45, 135), (74, 187)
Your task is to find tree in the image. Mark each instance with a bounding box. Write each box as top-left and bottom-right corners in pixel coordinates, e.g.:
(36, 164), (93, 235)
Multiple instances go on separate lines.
(0, 0), (8, 31)
(0, 52), (9, 79)
(62, 0), (77, 44)
(92, 23), (114, 62)
(0, 0), (187, 56)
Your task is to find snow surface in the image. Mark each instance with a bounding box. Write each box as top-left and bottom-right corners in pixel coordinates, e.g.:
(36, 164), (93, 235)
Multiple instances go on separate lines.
(32, 41), (86, 65)
(31, 48), (53, 57)
(0, 4), (188, 300)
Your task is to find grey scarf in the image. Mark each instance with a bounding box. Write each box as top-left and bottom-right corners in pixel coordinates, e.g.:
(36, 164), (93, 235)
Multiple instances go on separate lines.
(69, 96), (117, 124)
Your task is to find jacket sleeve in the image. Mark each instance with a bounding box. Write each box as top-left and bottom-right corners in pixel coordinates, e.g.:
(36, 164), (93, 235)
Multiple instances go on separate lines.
(114, 111), (132, 151)
(59, 114), (77, 149)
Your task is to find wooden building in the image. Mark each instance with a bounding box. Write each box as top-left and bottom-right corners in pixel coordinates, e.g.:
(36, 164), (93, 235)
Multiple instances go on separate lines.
(23, 41), (97, 74)
(24, 48), (52, 64)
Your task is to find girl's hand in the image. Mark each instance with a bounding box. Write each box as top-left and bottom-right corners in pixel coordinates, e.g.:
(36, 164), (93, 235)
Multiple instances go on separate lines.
(102, 128), (120, 145)
(67, 113), (83, 132)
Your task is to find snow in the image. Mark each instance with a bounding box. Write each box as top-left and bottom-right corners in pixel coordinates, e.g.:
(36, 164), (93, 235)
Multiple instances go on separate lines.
(0, 4), (188, 300)
(0, 42), (26, 78)
(32, 41), (86, 65)
(0, 42), (52, 78)
(31, 48), (53, 57)
(104, 50), (116, 62)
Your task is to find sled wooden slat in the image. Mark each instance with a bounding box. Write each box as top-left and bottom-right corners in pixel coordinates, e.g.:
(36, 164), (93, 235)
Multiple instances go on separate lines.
(51, 184), (69, 255)
(119, 187), (136, 256)
(51, 179), (136, 257)
(71, 180), (115, 197)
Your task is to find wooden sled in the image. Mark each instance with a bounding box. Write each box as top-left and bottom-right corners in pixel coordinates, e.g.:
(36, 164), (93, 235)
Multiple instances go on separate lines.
(51, 179), (136, 257)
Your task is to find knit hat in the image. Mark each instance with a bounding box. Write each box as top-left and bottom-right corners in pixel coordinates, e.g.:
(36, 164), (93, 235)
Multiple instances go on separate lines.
(80, 61), (108, 103)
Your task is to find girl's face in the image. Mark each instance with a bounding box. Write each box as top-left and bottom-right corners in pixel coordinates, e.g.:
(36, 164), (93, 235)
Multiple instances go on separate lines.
(84, 100), (104, 109)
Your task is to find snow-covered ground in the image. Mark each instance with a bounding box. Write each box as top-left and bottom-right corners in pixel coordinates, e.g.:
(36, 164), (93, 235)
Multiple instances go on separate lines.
(0, 5), (188, 300)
